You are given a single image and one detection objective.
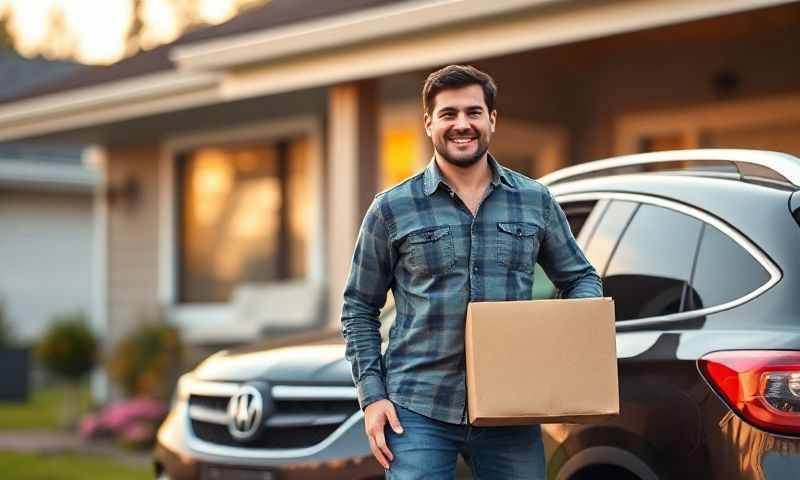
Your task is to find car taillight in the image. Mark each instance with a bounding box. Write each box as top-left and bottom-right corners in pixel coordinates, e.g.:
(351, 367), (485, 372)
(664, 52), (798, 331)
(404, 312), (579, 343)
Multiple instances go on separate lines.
(698, 350), (800, 435)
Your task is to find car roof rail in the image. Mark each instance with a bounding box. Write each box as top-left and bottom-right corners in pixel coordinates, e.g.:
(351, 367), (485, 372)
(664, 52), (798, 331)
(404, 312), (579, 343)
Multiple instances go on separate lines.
(539, 149), (800, 189)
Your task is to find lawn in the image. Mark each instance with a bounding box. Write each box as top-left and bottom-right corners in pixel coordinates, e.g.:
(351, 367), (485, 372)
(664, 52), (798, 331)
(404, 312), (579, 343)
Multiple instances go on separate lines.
(0, 383), (91, 430)
(0, 452), (151, 480)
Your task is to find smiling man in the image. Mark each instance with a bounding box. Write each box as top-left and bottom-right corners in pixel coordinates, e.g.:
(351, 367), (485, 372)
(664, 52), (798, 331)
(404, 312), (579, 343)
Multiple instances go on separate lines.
(341, 65), (602, 479)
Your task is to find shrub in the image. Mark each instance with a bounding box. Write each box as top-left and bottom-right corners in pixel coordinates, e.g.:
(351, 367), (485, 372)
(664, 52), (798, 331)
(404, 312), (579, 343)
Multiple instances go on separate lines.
(0, 302), (12, 347)
(108, 320), (182, 400)
(35, 312), (97, 381)
(35, 311), (97, 429)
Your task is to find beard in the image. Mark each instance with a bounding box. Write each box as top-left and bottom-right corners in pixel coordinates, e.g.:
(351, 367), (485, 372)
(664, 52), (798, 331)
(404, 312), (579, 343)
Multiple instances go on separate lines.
(433, 132), (490, 169)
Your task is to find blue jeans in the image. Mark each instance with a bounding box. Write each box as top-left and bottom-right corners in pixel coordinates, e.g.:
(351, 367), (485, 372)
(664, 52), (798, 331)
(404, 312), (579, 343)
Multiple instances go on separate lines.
(384, 404), (546, 480)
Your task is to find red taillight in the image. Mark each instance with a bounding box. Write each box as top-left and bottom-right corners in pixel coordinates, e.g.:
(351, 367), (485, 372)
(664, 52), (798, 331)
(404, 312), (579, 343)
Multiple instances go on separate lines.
(699, 350), (800, 435)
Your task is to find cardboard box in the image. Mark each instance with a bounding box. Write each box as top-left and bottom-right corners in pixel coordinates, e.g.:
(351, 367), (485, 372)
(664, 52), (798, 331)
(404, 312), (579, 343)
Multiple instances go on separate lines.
(465, 297), (618, 426)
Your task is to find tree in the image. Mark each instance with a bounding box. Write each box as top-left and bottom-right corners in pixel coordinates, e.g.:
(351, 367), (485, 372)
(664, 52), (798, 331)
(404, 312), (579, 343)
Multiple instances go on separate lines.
(0, 0), (267, 64)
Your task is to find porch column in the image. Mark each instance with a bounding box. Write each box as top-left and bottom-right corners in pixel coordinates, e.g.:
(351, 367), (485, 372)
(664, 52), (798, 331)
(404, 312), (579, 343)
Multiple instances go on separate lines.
(326, 80), (380, 329)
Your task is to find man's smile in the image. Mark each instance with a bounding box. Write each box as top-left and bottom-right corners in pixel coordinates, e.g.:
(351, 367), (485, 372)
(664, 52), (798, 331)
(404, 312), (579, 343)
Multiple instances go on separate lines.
(448, 134), (478, 146)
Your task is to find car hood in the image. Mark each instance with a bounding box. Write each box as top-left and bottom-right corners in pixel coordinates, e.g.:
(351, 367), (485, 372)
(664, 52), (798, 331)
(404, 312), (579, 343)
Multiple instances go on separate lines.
(192, 342), (353, 385)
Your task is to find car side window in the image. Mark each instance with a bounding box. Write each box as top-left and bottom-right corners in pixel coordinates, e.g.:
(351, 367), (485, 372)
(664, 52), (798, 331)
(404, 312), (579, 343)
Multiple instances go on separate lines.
(532, 200), (597, 300)
(604, 204), (703, 321)
(583, 200), (638, 274)
(686, 224), (770, 310)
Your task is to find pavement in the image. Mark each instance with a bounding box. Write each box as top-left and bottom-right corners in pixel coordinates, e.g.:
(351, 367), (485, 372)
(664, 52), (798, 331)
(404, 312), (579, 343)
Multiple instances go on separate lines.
(0, 430), (151, 467)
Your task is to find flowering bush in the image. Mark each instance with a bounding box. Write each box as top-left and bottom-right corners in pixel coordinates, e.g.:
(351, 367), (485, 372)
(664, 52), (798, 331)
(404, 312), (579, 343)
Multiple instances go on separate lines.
(108, 319), (183, 400)
(79, 396), (168, 448)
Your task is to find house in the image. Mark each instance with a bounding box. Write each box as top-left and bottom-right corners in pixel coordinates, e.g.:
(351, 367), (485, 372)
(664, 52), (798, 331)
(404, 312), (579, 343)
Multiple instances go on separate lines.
(0, 51), (95, 343)
(0, 0), (797, 353)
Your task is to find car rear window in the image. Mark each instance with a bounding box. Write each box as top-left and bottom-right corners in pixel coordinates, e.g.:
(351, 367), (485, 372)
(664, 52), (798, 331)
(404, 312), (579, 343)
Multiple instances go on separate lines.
(603, 204), (702, 321)
(687, 224), (770, 309)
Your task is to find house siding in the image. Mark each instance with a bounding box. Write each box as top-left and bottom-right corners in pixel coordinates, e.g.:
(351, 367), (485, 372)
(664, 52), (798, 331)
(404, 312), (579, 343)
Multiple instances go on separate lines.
(0, 190), (93, 341)
(106, 144), (160, 345)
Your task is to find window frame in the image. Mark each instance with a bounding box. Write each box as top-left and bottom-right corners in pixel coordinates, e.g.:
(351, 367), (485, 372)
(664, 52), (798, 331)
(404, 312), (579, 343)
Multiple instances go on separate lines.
(159, 116), (324, 342)
(554, 192), (781, 329)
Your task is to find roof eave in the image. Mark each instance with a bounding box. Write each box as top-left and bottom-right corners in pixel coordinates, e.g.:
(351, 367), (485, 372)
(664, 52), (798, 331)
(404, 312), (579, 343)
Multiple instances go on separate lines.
(0, 159), (97, 193)
(169, 0), (563, 71)
(0, 71), (221, 142)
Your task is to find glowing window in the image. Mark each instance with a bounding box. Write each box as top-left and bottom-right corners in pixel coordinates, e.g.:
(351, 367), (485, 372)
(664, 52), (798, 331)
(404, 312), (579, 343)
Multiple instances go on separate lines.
(177, 140), (309, 303)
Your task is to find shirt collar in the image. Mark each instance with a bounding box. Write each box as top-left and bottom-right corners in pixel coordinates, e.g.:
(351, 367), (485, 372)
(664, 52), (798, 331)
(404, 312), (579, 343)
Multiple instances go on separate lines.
(423, 153), (515, 196)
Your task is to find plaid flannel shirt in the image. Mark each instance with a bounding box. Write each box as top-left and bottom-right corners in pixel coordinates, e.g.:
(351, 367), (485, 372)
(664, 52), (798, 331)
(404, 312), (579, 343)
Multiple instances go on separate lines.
(341, 155), (602, 424)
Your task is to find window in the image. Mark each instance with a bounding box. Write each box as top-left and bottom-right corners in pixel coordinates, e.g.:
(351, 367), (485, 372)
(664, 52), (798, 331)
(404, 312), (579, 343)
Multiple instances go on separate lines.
(687, 224), (770, 310)
(381, 127), (419, 189)
(583, 200), (638, 274)
(561, 200), (596, 239)
(177, 139), (310, 303)
(604, 205), (702, 321)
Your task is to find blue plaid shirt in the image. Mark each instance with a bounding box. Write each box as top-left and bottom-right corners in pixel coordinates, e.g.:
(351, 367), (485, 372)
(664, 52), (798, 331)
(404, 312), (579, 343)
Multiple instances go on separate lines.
(341, 155), (602, 424)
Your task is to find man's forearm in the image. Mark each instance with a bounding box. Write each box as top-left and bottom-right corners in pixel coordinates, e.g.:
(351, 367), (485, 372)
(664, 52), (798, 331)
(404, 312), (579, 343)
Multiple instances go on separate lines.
(559, 266), (603, 299)
(342, 295), (388, 410)
(340, 196), (394, 410)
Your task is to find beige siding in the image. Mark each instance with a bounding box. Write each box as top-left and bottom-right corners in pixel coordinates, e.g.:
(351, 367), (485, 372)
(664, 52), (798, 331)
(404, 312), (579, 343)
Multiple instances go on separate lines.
(107, 144), (160, 344)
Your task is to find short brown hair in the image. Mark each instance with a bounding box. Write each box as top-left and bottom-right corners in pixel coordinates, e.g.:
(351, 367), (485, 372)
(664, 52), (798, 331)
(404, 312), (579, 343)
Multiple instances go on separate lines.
(422, 65), (497, 115)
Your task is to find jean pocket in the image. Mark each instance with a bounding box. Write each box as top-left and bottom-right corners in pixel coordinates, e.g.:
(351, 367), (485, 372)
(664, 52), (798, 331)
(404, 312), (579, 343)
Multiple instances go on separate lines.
(405, 226), (456, 276)
(497, 222), (539, 273)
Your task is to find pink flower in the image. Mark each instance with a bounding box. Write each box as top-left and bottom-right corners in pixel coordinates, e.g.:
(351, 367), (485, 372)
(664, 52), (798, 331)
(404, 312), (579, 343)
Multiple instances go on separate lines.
(78, 397), (167, 441)
(121, 421), (156, 446)
(79, 414), (104, 440)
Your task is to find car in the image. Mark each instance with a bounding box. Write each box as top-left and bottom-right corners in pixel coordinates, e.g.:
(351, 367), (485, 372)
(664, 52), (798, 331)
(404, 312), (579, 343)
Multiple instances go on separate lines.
(155, 149), (800, 480)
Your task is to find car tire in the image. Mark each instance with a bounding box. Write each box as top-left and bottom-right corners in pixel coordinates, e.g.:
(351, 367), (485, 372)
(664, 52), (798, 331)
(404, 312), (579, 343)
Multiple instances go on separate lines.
(570, 464), (641, 480)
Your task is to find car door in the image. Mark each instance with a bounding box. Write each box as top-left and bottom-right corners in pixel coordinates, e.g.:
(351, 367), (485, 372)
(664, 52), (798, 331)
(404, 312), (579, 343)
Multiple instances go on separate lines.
(544, 195), (710, 480)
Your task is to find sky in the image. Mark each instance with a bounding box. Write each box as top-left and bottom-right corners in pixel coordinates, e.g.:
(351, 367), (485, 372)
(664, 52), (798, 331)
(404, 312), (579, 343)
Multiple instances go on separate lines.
(0, 0), (263, 64)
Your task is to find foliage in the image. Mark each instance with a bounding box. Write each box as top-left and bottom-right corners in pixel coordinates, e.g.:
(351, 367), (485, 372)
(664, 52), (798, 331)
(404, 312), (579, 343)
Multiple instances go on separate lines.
(35, 312), (97, 381)
(0, 0), (267, 63)
(108, 320), (183, 400)
(0, 303), (12, 347)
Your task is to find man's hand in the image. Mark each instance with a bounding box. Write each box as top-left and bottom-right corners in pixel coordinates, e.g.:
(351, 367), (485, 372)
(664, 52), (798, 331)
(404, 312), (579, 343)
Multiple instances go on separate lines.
(364, 399), (404, 469)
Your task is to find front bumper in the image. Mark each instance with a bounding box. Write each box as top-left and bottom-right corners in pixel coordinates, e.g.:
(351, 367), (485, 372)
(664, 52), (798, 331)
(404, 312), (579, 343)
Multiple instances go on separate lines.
(155, 442), (381, 480)
(155, 400), (383, 480)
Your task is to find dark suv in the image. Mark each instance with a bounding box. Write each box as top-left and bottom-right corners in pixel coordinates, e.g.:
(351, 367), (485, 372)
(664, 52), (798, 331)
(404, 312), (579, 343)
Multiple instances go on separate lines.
(155, 149), (800, 480)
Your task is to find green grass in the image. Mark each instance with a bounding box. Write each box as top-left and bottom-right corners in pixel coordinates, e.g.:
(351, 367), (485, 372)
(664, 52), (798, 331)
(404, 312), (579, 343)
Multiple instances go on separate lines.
(0, 452), (150, 480)
(0, 383), (92, 431)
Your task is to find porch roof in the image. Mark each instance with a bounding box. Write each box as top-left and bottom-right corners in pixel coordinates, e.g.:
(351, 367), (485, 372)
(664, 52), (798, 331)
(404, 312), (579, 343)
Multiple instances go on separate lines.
(0, 0), (793, 143)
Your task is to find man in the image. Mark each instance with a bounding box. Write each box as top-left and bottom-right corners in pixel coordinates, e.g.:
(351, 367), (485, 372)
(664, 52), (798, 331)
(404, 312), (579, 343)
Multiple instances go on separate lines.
(341, 65), (602, 479)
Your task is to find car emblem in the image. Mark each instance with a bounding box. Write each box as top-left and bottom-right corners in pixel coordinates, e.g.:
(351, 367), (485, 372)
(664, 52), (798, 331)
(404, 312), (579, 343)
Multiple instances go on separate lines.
(227, 384), (271, 441)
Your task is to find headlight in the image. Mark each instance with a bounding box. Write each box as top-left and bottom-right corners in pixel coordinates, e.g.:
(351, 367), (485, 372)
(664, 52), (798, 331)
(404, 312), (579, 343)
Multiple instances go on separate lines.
(172, 373), (193, 407)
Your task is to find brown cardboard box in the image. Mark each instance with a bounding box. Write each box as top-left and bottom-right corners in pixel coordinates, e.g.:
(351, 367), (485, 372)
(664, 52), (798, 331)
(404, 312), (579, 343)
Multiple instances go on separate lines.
(465, 297), (618, 426)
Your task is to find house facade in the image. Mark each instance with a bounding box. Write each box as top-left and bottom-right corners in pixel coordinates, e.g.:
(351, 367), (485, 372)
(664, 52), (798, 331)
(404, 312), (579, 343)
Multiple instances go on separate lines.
(0, 52), (95, 343)
(0, 0), (798, 353)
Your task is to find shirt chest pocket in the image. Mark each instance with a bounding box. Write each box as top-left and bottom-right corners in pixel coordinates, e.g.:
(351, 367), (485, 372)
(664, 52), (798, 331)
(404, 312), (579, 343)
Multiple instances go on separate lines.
(497, 222), (540, 274)
(404, 226), (456, 276)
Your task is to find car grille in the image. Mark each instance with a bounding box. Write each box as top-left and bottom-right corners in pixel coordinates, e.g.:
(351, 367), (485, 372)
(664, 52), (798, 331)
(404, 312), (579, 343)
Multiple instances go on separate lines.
(186, 384), (360, 450)
(190, 419), (341, 449)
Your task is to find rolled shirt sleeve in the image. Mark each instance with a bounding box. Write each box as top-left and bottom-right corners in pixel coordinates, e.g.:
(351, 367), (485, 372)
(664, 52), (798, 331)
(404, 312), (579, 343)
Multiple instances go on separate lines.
(341, 195), (396, 410)
(538, 190), (603, 299)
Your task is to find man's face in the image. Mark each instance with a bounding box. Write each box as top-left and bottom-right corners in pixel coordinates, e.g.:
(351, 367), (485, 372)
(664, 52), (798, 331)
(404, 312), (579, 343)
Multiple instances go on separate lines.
(425, 84), (496, 169)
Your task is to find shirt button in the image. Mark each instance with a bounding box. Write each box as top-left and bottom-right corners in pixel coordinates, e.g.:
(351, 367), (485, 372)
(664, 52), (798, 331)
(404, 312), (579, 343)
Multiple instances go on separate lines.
(449, 190), (455, 198)
(472, 265), (479, 274)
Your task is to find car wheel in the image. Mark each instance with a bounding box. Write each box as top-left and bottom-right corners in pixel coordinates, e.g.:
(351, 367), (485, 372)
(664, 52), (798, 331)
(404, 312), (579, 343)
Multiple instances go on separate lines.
(570, 464), (641, 480)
